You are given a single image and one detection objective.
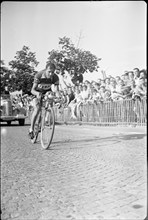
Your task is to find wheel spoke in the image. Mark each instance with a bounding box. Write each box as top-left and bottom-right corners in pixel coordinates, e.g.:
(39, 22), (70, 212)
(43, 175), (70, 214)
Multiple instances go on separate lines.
(40, 108), (55, 149)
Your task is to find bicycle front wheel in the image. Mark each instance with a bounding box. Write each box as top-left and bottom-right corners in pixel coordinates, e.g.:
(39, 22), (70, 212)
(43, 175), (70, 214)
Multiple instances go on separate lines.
(40, 107), (55, 149)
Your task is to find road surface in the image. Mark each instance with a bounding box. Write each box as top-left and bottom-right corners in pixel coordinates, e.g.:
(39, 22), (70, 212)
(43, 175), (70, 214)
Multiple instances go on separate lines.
(1, 121), (147, 220)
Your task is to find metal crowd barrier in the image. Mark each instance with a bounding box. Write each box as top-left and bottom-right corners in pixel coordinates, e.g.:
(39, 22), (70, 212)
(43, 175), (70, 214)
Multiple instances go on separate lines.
(54, 98), (147, 126)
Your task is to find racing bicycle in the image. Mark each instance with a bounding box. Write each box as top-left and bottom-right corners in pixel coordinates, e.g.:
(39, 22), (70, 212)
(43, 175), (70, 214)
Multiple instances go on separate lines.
(31, 93), (61, 149)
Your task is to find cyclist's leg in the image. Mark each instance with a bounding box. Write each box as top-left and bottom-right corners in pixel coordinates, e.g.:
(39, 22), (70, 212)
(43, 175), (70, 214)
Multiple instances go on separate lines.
(29, 98), (40, 135)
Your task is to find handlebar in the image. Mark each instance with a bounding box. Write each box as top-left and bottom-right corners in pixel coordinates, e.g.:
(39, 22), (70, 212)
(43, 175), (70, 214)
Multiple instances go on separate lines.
(41, 93), (62, 104)
(31, 93), (63, 107)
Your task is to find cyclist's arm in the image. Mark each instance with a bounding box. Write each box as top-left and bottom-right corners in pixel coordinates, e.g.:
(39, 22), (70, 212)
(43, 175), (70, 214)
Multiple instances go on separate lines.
(31, 82), (41, 98)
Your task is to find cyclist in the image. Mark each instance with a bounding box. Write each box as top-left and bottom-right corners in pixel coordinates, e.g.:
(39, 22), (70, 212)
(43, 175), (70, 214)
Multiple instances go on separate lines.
(28, 62), (60, 139)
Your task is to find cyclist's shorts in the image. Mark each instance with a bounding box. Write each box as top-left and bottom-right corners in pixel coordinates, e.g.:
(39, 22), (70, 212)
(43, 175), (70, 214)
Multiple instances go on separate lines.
(31, 97), (40, 109)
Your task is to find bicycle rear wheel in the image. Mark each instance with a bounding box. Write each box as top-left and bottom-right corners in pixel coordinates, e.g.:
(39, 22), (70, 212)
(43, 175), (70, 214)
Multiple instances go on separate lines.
(31, 113), (41, 144)
(40, 107), (55, 149)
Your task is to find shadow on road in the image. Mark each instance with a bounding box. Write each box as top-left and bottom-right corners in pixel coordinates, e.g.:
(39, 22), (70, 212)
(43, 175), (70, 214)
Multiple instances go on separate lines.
(53, 133), (146, 144)
(102, 133), (146, 141)
(49, 133), (146, 150)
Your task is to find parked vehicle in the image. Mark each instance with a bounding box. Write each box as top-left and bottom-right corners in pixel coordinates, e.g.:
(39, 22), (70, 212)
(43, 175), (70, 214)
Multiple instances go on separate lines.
(0, 94), (27, 126)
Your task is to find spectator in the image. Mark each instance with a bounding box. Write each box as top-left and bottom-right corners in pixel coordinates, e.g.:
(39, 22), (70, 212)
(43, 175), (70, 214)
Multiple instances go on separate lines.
(111, 79), (126, 100)
(120, 72), (134, 98)
(63, 70), (74, 87)
(99, 85), (106, 101)
(127, 71), (135, 88)
(58, 69), (68, 91)
(95, 83), (100, 93)
(115, 76), (121, 85)
(78, 83), (83, 92)
(139, 69), (146, 79)
(90, 88), (101, 103)
(68, 88), (83, 119)
(80, 85), (90, 103)
(109, 79), (116, 94)
(104, 90), (112, 102)
(84, 80), (90, 86)
(104, 78), (110, 91)
(100, 79), (106, 88)
(132, 77), (147, 100)
(59, 90), (68, 108)
(123, 73), (130, 86)
(121, 74), (125, 82)
(128, 71), (134, 81)
(67, 87), (75, 105)
(83, 86), (93, 104)
(133, 68), (140, 86)
(85, 81), (92, 94)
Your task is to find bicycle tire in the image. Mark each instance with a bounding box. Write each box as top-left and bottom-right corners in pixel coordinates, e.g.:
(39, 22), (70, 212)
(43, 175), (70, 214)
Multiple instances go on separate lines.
(31, 113), (41, 144)
(40, 107), (55, 149)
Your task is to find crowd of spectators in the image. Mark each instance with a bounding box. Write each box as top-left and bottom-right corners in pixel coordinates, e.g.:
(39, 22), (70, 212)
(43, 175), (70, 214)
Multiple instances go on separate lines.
(4, 67), (146, 120)
(55, 67), (147, 119)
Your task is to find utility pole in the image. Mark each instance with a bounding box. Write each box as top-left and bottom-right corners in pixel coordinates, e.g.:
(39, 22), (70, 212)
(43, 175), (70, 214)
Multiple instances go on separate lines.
(76, 30), (84, 48)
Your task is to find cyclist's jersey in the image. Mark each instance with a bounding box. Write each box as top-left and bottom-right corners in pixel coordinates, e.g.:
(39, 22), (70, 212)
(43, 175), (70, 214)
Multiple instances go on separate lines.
(34, 69), (59, 93)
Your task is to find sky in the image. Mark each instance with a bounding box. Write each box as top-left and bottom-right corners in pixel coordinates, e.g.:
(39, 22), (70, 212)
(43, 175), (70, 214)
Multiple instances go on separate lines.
(1, 1), (147, 81)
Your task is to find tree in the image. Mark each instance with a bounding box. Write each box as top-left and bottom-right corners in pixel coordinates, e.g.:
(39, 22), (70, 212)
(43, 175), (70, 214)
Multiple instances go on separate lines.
(8, 46), (39, 93)
(47, 37), (101, 78)
(0, 60), (14, 93)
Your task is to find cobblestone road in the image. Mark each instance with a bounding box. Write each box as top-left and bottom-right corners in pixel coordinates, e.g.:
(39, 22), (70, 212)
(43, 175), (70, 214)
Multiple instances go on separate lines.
(1, 121), (147, 220)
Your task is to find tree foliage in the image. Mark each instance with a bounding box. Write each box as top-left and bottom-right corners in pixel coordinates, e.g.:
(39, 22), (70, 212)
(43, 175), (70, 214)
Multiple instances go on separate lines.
(8, 46), (39, 93)
(47, 36), (101, 76)
(0, 60), (14, 92)
(1, 38), (101, 93)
